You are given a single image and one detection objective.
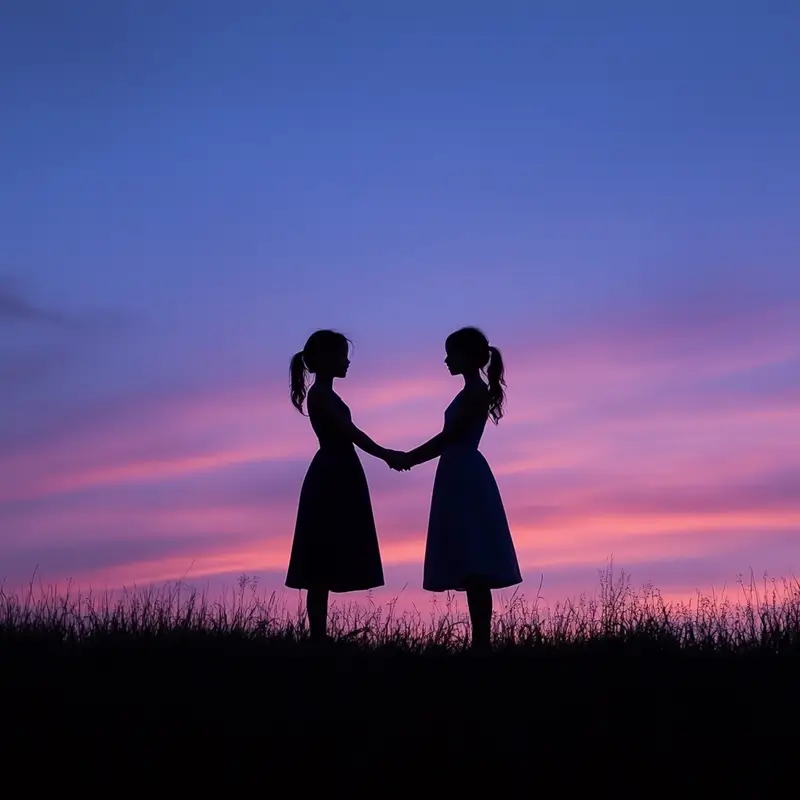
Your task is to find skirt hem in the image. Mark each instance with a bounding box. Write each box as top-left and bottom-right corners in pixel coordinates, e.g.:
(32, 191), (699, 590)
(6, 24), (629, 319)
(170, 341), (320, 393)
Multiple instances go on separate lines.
(285, 580), (385, 593)
(422, 577), (522, 593)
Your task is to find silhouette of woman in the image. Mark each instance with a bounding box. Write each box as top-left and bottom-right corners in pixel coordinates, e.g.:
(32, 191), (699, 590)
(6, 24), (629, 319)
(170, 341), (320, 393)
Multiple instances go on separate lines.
(398, 327), (522, 650)
(287, 330), (405, 641)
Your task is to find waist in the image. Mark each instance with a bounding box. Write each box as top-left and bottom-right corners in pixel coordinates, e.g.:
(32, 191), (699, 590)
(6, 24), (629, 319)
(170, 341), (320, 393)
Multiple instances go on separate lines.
(442, 442), (481, 454)
(316, 441), (356, 453)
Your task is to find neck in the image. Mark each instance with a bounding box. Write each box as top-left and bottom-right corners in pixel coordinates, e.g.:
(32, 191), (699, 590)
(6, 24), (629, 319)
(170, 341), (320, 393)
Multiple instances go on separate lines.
(462, 369), (483, 387)
(314, 374), (335, 390)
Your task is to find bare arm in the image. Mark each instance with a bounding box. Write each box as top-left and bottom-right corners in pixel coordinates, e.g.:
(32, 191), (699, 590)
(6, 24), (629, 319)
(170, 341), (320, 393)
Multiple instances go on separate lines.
(406, 387), (487, 467)
(309, 389), (391, 461)
(405, 431), (449, 466)
(350, 424), (390, 460)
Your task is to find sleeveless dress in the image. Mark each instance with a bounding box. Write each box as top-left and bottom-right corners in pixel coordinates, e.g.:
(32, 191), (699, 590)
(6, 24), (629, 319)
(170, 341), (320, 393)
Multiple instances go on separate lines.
(286, 389), (384, 593)
(423, 387), (522, 592)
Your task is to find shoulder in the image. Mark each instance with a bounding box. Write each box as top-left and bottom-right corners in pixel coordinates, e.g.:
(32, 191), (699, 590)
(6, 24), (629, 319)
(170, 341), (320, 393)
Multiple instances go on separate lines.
(308, 386), (348, 416)
(450, 384), (487, 418)
(462, 382), (489, 409)
(306, 385), (327, 412)
(307, 383), (321, 403)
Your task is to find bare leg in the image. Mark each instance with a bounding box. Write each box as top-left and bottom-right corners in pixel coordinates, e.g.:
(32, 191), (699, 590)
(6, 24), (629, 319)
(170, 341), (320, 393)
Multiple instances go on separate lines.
(466, 583), (492, 651)
(306, 587), (329, 642)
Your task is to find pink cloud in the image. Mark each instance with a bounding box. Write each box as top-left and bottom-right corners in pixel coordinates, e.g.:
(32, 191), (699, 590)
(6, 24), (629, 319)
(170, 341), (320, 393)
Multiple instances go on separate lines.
(2, 291), (799, 607)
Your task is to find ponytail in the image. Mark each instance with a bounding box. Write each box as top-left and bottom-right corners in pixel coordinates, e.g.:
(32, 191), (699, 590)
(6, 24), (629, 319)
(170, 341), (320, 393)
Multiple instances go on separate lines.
(486, 345), (506, 424)
(289, 351), (308, 413)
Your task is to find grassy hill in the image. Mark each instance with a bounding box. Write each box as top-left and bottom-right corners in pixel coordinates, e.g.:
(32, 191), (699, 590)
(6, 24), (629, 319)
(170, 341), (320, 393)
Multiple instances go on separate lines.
(2, 568), (798, 788)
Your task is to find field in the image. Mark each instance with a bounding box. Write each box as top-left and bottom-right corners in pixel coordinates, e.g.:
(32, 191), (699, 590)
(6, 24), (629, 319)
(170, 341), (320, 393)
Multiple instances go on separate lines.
(2, 567), (798, 788)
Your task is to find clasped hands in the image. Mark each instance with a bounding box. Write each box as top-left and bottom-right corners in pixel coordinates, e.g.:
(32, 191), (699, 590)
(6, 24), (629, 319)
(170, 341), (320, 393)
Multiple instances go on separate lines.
(383, 450), (414, 472)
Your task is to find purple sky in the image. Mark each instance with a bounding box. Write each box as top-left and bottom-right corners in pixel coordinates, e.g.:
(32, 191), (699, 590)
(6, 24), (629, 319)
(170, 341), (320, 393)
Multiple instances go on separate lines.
(2, 2), (799, 611)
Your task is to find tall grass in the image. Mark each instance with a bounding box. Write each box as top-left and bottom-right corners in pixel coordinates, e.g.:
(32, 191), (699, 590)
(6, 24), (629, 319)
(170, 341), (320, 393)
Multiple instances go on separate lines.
(2, 565), (799, 654)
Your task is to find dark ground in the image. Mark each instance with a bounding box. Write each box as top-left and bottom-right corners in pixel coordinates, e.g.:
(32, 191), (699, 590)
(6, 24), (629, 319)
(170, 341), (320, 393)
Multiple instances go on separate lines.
(2, 633), (797, 790)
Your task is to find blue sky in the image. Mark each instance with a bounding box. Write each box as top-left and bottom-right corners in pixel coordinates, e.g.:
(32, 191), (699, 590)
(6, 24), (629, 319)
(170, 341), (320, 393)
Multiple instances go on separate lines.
(1, 2), (798, 605)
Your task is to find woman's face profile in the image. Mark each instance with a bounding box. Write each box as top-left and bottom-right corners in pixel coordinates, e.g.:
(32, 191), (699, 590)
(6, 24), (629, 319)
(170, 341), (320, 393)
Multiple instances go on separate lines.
(444, 343), (467, 375)
(331, 342), (350, 378)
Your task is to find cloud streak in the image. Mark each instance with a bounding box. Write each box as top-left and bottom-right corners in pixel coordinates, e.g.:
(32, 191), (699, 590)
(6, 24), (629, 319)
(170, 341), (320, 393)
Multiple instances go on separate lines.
(0, 275), (136, 332)
(0, 280), (68, 326)
(1, 287), (798, 606)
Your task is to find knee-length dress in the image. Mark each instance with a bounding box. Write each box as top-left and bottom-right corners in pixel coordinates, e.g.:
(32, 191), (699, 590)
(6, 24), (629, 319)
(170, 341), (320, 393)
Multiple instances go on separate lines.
(423, 388), (522, 592)
(286, 390), (384, 593)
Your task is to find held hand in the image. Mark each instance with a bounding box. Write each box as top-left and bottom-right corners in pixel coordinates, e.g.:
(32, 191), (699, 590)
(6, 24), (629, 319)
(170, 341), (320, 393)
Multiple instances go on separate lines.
(385, 450), (412, 472)
(384, 450), (405, 471)
(397, 451), (414, 471)
(399, 452), (416, 471)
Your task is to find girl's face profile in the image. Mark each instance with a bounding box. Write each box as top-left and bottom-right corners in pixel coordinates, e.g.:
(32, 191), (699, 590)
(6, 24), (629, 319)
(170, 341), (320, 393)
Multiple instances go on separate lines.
(444, 343), (468, 375)
(330, 342), (350, 378)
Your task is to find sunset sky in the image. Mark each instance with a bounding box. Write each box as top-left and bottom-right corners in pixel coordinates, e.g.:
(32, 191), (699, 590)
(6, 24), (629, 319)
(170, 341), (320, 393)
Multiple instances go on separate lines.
(2, 3), (799, 611)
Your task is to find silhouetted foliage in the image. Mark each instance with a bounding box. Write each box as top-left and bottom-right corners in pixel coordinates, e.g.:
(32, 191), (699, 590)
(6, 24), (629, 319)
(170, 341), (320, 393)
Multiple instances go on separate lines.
(2, 566), (798, 785)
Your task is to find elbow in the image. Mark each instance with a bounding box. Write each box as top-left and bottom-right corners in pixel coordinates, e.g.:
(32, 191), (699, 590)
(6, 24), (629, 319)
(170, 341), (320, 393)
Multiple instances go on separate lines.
(430, 433), (452, 458)
(440, 430), (457, 447)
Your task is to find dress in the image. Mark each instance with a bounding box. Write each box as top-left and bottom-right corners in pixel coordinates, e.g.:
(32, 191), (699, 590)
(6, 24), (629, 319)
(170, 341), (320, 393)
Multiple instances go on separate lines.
(423, 388), (522, 592)
(286, 390), (385, 593)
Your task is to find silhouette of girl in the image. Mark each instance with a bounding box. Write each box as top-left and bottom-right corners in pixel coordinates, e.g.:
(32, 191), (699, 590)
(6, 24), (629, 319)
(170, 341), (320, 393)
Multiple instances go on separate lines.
(401, 327), (522, 650)
(287, 330), (404, 641)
